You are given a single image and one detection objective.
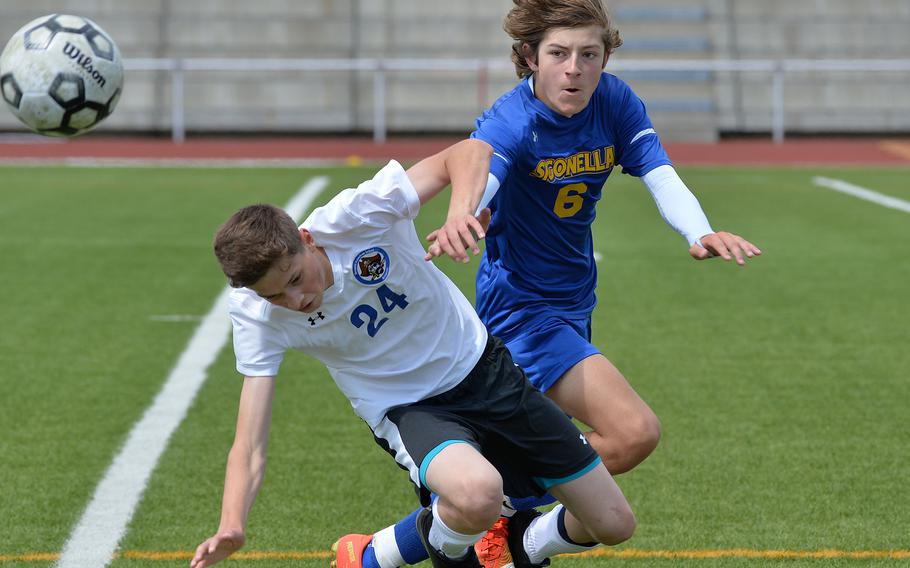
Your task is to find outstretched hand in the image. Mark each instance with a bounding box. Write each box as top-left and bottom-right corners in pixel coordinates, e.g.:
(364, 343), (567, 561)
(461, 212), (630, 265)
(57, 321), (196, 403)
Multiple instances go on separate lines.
(190, 530), (245, 568)
(689, 231), (762, 265)
(425, 208), (492, 263)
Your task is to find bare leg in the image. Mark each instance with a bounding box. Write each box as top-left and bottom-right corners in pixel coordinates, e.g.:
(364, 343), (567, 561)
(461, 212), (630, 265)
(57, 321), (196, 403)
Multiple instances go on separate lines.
(546, 354), (661, 474)
(548, 463), (635, 546)
(424, 442), (503, 534)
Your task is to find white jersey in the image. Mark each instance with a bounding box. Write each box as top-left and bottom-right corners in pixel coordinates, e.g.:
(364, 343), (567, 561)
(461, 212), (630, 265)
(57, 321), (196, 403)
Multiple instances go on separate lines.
(229, 160), (488, 427)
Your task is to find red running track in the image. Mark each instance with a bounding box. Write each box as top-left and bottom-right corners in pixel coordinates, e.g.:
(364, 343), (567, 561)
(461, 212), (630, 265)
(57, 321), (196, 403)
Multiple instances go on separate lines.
(1, 135), (909, 165)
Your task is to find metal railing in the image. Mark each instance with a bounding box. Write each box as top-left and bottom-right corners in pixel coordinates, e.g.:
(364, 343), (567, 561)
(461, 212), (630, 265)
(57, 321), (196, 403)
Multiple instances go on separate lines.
(123, 57), (910, 144)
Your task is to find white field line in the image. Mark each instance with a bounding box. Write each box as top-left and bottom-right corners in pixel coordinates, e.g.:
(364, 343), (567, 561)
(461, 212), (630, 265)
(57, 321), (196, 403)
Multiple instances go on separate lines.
(148, 315), (204, 322)
(813, 176), (910, 214)
(55, 176), (329, 568)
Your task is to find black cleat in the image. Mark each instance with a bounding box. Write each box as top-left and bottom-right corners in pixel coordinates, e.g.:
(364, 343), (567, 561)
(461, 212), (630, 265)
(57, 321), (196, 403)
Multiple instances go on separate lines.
(416, 507), (482, 568)
(505, 510), (550, 568)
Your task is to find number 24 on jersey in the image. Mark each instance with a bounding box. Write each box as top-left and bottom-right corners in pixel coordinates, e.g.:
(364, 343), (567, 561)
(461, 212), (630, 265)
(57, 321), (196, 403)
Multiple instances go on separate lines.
(350, 284), (409, 337)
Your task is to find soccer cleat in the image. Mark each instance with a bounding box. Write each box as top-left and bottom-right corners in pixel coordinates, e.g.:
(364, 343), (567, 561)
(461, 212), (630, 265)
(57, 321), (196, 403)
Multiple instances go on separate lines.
(475, 517), (513, 568)
(416, 507), (482, 568)
(505, 510), (550, 568)
(331, 533), (373, 568)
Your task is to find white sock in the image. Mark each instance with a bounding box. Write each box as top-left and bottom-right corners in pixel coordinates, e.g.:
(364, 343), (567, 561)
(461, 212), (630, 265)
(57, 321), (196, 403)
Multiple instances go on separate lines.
(429, 500), (486, 559)
(523, 505), (599, 564)
(372, 524), (404, 568)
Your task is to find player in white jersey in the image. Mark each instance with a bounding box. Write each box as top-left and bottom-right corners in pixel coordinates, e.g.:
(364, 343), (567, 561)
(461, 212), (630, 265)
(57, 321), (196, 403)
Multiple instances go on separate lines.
(190, 141), (637, 568)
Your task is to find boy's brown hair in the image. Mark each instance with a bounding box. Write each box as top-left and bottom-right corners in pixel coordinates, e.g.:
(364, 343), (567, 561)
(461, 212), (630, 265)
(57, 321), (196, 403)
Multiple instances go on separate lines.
(213, 204), (302, 288)
(504, 0), (623, 78)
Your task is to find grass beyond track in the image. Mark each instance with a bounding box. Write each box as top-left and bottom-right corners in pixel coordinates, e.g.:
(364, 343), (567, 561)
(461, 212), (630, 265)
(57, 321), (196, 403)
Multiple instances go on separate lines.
(0, 165), (907, 567)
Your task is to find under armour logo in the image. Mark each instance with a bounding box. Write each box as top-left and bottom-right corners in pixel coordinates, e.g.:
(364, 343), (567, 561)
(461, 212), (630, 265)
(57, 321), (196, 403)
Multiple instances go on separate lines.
(580, 434), (588, 445)
(532, 131), (538, 143)
(308, 312), (325, 326)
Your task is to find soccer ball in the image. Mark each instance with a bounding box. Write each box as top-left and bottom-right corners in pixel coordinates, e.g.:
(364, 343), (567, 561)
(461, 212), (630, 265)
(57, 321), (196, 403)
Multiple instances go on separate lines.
(0, 14), (123, 137)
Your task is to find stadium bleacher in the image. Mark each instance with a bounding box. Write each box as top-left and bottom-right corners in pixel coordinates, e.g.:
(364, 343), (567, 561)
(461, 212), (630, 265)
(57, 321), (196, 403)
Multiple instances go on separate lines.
(0, 0), (908, 140)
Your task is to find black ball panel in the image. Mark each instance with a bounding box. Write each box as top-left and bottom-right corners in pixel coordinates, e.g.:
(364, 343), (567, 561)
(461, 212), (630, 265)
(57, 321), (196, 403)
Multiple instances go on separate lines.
(1, 73), (23, 109)
(23, 15), (117, 62)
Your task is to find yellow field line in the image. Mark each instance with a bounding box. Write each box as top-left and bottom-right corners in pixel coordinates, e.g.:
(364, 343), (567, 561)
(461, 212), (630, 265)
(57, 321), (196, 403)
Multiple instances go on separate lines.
(0, 554), (59, 562)
(586, 548), (910, 559)
(3, 548), (910, 563)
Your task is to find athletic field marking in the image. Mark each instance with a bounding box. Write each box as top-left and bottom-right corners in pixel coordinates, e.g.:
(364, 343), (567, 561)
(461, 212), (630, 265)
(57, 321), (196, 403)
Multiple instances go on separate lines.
(588, 548), (910, 559)
(813, 176), (910, 214)
(54, 176), (329, 568)
(148, 314), (204, 322)
(8, 548), (910, 563)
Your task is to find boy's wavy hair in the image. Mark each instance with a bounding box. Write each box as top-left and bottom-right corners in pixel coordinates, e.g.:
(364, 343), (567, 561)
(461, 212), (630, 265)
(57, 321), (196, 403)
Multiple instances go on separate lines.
(505, 0), (622, 78)
(214, 204), (302, 288)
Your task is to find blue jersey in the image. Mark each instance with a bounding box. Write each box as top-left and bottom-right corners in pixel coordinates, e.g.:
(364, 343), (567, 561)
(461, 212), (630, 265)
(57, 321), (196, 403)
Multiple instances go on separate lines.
(471, 72), (672, 338)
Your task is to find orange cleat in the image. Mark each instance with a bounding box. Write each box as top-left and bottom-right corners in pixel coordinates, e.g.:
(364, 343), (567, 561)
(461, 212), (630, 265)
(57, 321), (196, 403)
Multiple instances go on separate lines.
(475, 517), (513, 568)
(331, 533), (373, 568)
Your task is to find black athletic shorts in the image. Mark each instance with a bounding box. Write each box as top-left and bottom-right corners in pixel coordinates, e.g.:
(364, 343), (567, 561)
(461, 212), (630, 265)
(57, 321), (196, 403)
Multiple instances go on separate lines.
(371, 335), (601, 507)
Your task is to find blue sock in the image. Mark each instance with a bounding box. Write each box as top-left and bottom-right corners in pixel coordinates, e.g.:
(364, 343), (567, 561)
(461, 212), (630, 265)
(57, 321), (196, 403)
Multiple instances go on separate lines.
(510, 493), (556, 511)
(362, 543), (381, 568)
(395, 506), (429, 564)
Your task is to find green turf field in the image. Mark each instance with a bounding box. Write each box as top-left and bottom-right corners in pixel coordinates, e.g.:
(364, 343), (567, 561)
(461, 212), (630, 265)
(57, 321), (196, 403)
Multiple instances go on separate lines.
(0, 165), (907, 567)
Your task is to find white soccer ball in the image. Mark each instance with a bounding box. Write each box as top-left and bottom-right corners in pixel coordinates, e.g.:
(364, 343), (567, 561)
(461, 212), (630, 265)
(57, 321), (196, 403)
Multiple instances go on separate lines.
(0, 14), (123, 137)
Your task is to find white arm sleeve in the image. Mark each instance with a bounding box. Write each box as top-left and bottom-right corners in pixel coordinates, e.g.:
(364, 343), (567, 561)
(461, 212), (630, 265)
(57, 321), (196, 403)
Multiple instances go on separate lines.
(473, 173), (501, 215)
(640, 164), (714, 246)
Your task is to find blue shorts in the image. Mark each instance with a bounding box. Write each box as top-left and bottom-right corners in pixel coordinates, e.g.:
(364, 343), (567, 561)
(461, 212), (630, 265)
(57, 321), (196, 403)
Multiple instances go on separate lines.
(500, 314), (600, 392)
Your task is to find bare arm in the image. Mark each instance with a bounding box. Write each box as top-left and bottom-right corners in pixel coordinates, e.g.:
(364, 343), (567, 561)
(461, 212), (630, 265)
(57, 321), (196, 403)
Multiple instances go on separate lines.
(191, 376), (275, 568)
(405, 138), (492, 206)
(405, 139), (494, 262)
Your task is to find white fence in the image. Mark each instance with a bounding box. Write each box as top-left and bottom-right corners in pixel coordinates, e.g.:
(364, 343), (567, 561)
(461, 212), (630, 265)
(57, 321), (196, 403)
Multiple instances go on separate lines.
(123, 57), (910, 144)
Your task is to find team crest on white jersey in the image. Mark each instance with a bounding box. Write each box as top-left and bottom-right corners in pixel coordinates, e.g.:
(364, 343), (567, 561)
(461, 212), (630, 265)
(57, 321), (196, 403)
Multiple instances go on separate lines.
(353, 247), (390, 285)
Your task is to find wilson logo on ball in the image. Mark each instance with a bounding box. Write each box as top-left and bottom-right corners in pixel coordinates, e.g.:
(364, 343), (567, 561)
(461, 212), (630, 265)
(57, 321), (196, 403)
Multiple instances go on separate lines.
(62, 42), (108, 88)
(0, 13), (123, 137)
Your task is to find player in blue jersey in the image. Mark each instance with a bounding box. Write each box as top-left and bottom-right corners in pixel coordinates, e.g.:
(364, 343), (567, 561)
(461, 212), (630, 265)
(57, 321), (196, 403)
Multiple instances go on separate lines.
(333, 2), (761, 568)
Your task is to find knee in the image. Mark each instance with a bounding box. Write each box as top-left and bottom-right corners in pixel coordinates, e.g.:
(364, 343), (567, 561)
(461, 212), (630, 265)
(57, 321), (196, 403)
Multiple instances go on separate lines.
(631, 411), (661, 458)
(601, 412), (661, 473)
(588, 504), (636, 546)
(447, 470), (503, 529)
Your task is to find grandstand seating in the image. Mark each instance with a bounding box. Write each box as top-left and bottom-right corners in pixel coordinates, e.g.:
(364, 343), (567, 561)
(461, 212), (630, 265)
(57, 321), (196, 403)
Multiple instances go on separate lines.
(0, 0), (907, 140)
